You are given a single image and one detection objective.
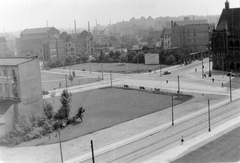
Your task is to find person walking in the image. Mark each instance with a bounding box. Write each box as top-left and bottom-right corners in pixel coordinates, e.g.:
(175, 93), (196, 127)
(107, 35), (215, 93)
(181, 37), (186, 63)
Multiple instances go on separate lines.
(181, 136), (184, 145)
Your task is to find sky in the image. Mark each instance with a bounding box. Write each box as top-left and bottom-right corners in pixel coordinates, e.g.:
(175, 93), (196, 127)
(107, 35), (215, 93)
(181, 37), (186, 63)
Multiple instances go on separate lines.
(0, 0), (239, 32)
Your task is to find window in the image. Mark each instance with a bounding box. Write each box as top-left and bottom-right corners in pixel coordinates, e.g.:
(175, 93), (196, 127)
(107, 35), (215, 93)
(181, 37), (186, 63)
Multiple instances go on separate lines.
(3, 69), (7, 76)
(12, 69), (15, 76)
(0, 83), (2, 92)
(5, 83), (8, 93)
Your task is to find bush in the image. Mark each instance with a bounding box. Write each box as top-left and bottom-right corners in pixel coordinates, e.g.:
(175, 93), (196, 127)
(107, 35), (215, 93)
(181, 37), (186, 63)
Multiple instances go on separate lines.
(43, 102), (54, 120)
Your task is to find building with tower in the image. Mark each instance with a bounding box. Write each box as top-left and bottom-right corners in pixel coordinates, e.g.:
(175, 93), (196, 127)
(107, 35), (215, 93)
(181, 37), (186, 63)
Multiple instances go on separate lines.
(211, 0), (240, 71)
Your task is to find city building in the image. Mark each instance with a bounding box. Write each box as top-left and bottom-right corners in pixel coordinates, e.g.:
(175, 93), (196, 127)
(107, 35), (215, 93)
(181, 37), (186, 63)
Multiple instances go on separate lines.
(211, 0), (240, 71)
(166, 16), (208, 28)
(16, 27), (60, 58)
(172, 23), (215, 52)
(161, 28), (172, 49)
(0, 57), (43, 136)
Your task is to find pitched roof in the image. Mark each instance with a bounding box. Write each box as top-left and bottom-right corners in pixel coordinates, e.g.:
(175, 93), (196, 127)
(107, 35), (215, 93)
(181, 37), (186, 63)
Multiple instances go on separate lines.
(0, 58), (34, 66)
(161, 28), (172, 36)
(217, 7), (240, 33)
(20, 27), (54, 35)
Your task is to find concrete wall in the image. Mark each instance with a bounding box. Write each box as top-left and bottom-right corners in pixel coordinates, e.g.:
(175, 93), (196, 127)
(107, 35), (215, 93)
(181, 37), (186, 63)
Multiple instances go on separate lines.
(18, 59), (43, 117)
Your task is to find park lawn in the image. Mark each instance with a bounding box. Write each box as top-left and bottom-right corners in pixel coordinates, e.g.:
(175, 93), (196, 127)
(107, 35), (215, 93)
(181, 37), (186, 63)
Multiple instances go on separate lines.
(18, 88), (186, 146)
(172, 126), (240, 163)
(41, 71), (99, 91)
(65, 62), (170, 73)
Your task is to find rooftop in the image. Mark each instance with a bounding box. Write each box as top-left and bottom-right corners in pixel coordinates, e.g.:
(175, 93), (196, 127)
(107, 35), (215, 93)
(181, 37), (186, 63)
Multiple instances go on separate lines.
(0, 57), (35, 66)
(20, 27), (55, 35)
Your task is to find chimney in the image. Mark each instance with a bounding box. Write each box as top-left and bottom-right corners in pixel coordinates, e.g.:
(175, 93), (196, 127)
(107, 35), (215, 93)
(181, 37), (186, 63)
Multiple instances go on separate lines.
(225, 0), (229, 9)
(171, 20), (174, 28)
(88, 21), (90, 32)
(74, 20), (76, 34)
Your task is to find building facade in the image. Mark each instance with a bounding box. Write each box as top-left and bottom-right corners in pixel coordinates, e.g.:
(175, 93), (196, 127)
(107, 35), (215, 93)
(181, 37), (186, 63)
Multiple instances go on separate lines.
(211, 0), (240, 71)
(161, 28), (172, 49)
(172, 23), (215, 53)
(17, 27), (60, 58)
(0, 57), (43, 136)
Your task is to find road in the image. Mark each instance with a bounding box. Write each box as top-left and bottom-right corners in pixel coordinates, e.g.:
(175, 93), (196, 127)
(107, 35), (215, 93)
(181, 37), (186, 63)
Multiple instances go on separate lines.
(41, 59), (240, 163)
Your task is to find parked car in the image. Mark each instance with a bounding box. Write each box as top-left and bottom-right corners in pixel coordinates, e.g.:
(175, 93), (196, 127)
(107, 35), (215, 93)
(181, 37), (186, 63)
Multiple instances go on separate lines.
(163, 71), (171, 75)
(42, 90), (49, 95)
(227, 72), (236, 77)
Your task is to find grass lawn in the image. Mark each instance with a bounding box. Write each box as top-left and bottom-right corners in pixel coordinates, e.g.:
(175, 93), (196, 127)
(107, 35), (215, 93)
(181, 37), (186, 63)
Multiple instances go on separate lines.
(172, 126), (240, 163)
(18, 88), (188, 146)
(64, 62), (170, 73)
(41, 71), (99, 91)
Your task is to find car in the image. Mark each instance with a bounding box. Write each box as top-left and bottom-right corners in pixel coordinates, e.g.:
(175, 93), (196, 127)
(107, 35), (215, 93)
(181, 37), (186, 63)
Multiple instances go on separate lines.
(227, 72), (236, 77)
(163, 71), (171, 75)
(42, 90), (49, 95)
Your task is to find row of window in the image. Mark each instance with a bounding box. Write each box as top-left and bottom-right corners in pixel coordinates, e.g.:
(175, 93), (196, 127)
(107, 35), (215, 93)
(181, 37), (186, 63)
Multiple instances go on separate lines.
(0, 69), (15, 77)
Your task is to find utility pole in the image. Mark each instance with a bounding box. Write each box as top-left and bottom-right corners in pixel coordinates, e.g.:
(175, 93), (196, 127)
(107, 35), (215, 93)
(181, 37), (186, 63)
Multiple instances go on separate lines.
(91, 140), (95, 163)
(178, 75), (180, 93)
(202, 58), (204, 78)
(208, 99), (211, 132)
(65, 74), (68, 91)
(172, 95), (174, 125)
(159, 53), (162, 77)
(110, 71), (112, 88)
(230, 75), (232, 102)
(137, 52), (139, 73)
(58, 129), (63, 163)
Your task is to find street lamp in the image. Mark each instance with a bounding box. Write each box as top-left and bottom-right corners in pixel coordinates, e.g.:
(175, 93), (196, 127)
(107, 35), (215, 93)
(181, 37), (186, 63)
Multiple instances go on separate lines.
(206, 43), (212, 77)
(208, 99), (211, 132)
(230, 74), (232, 102)
(172, 95), (174, 125)
(58, 129), (63, 163)
(177, 75), (180, 93)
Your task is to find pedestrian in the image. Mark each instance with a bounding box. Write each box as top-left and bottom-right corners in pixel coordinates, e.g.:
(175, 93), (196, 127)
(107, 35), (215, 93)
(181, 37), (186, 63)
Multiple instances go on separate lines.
(212, 78), (214, 82)
(59, 82), (61, 87)
(166, 80), (168, 84)
(222, 83), (223, 87)
(72, 70), (75, 78)
(195, 68), (197, 72)
(181, 136), (184, 145)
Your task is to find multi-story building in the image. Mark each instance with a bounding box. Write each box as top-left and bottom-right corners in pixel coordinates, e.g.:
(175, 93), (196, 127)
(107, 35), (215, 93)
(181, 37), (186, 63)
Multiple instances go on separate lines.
(172, 23), (215, 52)
(0, 57), (43, 136)
(211, 0), (240, 71)
(166, 17), (208, 28)
(42, 37), (65, 63)
(161, 28), (172, 49)
(17, 27), (60, 58)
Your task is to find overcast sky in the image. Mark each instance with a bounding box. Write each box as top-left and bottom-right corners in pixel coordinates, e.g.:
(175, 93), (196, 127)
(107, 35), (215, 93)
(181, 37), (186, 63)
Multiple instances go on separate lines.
(0, 0), (239, 32)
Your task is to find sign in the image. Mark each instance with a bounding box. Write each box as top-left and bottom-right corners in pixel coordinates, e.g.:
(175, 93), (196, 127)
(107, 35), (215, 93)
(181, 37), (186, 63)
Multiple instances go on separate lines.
(144, 53), (159, 65)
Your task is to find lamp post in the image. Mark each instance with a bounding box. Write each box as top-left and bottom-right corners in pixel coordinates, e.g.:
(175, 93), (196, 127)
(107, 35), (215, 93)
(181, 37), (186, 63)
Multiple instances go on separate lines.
(159, 52), (162, 77)
(177, 75), (180, 93)
(172, 95), (174, 125)
(230, 74), (232, 102)
(207, 44), (212, 77)
(202, 57), (204, 79)
(208, 99), (211, 132)
(110, 71), (112, 88)
(58, 129), (63, 163)
(91, 140), (95, 163)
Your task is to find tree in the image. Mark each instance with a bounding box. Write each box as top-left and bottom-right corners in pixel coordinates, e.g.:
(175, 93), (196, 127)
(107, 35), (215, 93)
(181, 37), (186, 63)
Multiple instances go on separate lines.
(43, 101), (54, 120)
(165, 54), (176, 65)
(55, 89), (72, 120)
